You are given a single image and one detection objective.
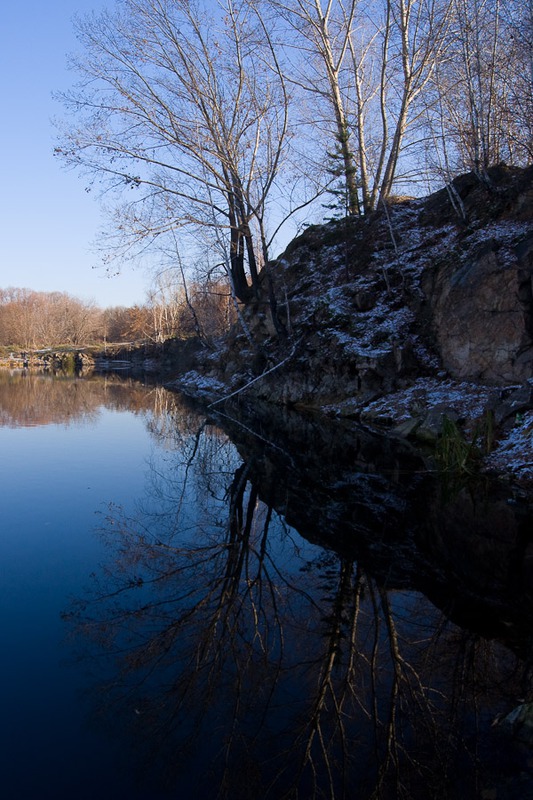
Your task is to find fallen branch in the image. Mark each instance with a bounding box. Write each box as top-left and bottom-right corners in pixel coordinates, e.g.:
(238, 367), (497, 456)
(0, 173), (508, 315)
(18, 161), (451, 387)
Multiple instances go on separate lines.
(208, 341), (299, 408)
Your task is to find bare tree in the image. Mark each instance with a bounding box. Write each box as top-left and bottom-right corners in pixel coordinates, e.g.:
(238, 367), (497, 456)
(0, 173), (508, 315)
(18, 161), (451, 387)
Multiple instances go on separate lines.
(504, 0), (533, 161)
(0, 288), (100, 348)
(269, 0), (453, 214)
(55, 0), (290, 308)
(374, 0), (453, 199)
(425, 0), (533, 178)
(270, 0), (361, 216)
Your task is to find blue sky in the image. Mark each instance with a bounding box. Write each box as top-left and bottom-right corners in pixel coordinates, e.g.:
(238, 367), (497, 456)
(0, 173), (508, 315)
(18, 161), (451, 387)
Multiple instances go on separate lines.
(1, 1), (150, 308)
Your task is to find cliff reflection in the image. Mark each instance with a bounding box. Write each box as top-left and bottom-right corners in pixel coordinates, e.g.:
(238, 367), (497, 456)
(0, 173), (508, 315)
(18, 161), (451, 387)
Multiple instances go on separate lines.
(65, 401), (533, 799)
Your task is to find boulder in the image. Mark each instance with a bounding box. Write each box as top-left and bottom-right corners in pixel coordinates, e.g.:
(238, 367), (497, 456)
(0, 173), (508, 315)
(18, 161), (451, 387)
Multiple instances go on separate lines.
(422, 233), (533, 383)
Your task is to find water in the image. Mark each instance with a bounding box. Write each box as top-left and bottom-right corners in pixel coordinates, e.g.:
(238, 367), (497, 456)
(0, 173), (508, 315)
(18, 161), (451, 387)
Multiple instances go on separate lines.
(0, 373), (166, 798)
(0, 370), (532, 799)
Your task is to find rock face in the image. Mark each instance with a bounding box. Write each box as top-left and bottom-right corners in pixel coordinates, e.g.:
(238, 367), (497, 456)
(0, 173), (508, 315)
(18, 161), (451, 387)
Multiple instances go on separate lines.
(419, 170), (533, 383)
(253, 165), (532, 395)
(175, 165), (533, 469)
(426, 236), (533, 383)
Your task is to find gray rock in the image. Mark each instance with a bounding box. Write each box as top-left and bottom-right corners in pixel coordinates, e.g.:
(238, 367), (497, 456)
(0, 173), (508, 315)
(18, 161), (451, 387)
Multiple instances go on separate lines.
(415, 408), (460, 443)
(499, 703), (533, 745)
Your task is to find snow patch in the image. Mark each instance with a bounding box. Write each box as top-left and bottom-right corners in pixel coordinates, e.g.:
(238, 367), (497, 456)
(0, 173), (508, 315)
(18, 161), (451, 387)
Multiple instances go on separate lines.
(360, 378), (496, 427)
(485, 411), (533, 482)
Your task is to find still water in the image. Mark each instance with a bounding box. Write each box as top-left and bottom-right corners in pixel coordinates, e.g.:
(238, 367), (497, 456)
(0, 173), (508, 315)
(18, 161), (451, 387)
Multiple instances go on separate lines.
(0, 370), (532, 799)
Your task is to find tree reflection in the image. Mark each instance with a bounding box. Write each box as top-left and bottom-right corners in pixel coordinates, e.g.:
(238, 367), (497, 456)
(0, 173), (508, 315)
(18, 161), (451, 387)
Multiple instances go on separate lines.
(64, 410), (533, 799)
(0, 370), (164, 427)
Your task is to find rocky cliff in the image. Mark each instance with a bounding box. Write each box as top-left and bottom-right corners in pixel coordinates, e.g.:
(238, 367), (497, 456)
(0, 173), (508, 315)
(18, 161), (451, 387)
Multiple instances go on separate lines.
(175, 165), (533, 484)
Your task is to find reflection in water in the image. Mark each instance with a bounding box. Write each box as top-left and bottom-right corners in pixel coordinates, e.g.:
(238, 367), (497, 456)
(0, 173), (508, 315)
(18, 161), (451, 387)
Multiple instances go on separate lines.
(64, 395), (533, 799)
(0, 370), (167, 428)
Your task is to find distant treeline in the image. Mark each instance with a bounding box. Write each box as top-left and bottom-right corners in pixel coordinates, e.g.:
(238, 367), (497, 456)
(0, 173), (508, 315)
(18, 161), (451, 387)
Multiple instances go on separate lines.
(0, 282), (234, 350)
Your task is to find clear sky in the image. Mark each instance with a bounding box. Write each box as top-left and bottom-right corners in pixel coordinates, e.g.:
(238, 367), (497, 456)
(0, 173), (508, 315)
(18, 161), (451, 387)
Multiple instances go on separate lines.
(1, 0), (150, 308)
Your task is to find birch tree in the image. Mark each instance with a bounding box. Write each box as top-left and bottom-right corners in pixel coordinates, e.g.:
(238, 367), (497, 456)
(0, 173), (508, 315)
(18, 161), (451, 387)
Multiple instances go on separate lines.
(373, 0), (452, 200)
(426, 0), (533, 177)
(266, 0), (360, 215)
(270, 0), (452, 214)
(494, 0), (533, 163)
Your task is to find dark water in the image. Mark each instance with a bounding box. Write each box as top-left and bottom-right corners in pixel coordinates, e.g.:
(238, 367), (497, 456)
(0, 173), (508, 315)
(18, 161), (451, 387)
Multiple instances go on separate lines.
(0, 371), (532, 800)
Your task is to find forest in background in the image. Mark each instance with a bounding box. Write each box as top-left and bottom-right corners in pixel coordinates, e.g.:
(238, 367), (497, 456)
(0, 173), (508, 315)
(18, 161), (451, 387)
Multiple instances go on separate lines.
(0, 279), (235, 350)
